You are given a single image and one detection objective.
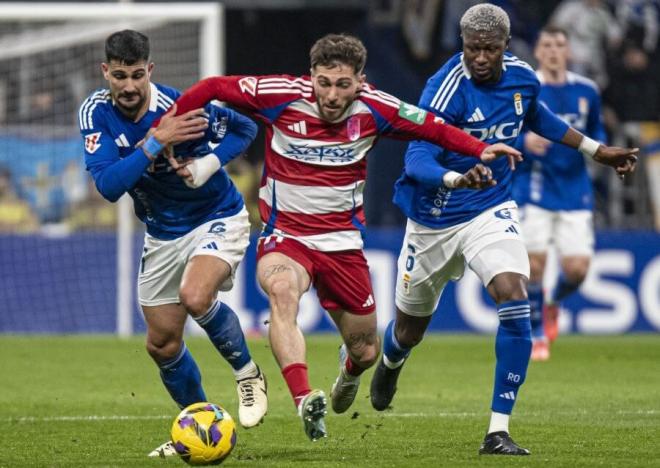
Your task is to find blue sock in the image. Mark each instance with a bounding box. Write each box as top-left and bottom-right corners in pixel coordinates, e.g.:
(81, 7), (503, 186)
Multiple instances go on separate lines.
(382, 320), (411, 366)
(492, 300), (532, 415)
(528, 282), (544, 339)
(552, 272), (581, 303)
(195, 300), (251, 371)
(158, 343), (207, 409)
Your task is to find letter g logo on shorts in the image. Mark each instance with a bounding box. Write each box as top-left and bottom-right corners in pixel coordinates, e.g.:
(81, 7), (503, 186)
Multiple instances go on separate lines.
(208, 222), (226, 234)
(494, 208), (513, 220)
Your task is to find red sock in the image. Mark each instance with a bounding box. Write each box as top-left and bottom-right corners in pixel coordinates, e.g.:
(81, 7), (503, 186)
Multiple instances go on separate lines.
(281, 363), (311, 408)
(345, 355), (366, 377)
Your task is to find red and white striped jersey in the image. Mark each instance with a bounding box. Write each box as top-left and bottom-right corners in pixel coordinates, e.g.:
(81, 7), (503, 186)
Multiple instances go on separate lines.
(171, 75), (487, 251)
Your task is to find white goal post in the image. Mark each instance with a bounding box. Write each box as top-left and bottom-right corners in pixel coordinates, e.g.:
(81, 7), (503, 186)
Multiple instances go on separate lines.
(0, 2), (224, 337)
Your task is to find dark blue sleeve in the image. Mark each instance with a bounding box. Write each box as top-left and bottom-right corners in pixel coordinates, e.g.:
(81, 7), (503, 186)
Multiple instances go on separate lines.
(82, 122), (152, 203)
(525, 99), (570, 143)
(404, 140), (449, 188)
(400, 68), (462, 188)
(207, 106), (258, 165)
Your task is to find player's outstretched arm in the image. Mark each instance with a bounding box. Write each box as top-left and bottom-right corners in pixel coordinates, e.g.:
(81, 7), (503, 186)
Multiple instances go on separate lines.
(404, 142), (497, 190)
(479, 143), (523, 170)
(561, 127), (638, 176)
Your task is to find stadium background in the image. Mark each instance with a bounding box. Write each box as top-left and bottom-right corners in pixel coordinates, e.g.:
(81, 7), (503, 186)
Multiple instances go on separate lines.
(0, 0), (659, 336)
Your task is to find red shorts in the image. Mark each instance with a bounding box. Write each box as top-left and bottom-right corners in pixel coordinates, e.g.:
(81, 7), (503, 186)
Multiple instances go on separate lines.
(256, 236), (376, 315)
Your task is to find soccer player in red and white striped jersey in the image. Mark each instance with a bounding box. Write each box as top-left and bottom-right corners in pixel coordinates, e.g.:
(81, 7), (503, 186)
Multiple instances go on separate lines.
(164, 33), (521, 441)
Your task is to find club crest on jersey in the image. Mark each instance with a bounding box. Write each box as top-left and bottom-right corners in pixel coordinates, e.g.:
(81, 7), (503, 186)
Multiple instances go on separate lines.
(85, 132), (102, 153)
(398, 102), (427, 124)
(239, 76), (257, 96)
(579, 97), (589, 115)
(212, 117), (228, 139)
(347, 116), (361, 141)
(513, 93), (523, 116)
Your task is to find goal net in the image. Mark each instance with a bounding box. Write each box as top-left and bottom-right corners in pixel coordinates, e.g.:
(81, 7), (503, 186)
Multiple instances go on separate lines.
(0, 2), (222, 335)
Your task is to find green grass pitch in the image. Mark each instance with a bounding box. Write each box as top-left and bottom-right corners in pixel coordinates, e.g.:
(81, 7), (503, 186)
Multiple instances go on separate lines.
(1, 334), (659, 467)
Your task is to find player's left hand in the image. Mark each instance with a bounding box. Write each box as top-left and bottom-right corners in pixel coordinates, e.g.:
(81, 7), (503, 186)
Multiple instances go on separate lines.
(593, 145), (639, 178)
(480, 143), (523, 170)
(453, 164), (496, 189)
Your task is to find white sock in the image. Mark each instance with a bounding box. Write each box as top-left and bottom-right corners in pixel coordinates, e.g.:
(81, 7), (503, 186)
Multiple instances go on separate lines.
(233, 360), (258, 381)
(488, 411), (510, 434)
(383, 355), (405, 369)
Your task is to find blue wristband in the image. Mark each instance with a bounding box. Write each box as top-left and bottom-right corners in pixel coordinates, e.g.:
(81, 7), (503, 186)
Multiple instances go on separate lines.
(143, 136), (164, 157)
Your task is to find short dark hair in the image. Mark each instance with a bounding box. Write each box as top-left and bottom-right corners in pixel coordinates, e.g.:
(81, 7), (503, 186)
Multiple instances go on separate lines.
(309, 33), (367, 74)
(539, 25), (569, 42)
(105, 30), (150, 65)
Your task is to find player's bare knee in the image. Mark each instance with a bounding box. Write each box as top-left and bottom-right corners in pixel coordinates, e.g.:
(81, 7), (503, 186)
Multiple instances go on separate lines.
(179, 287), (213, 318)
(268, 279), (298, 310)
(489, 273), (528, 304)
(395, 319), (425, 348)
(564, 267), (588, 285)
(146, 336), (182, 363)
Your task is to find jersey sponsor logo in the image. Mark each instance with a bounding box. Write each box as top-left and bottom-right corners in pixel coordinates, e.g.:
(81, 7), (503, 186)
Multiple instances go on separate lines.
(463, 120), (523, 142)
(85, 132), (102, 153)
(398, 102), (427, 124)
(239, 76), (257, 96)
(287, 120), (307, 135)
(514, 92), (523, 116)
(347, 115), (361, 141)
(467, 107), (486, 123)
(283, 143), (356, 163)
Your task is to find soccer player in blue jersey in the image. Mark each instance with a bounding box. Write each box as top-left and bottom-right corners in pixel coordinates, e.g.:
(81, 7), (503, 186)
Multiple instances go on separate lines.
(513, 26), (606, 361)
(370, 4), (638, 456)
(78, 30), (268, 457)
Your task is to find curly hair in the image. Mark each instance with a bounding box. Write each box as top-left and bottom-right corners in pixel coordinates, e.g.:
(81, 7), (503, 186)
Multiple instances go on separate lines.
(309, 33), (367, 74)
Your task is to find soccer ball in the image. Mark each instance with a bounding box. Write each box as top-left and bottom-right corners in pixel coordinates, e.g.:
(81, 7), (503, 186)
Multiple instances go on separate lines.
(170, 402), (237, 465)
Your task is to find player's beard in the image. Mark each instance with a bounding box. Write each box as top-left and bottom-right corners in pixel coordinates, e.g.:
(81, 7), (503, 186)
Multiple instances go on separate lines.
(115, 92), (146, 118)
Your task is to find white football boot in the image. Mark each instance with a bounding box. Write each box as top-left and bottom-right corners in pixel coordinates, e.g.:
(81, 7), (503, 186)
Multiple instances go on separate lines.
(236, 365), (268, 428)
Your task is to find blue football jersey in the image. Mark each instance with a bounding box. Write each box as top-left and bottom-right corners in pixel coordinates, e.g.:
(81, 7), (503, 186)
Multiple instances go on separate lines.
(512, 71), (606, 211)
(393, 52), (569, 228)
(79, 82), (247, 240)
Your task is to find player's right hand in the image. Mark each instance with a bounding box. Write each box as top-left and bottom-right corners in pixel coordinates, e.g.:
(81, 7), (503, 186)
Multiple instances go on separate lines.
(593, 145), (639, 178)
(480, 143), (523, 170)
(153, 104), (208, 146)
(454, 164), (497, 189)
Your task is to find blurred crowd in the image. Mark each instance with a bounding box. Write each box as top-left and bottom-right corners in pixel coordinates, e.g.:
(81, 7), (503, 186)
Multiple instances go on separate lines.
(0, 0), (658, 234)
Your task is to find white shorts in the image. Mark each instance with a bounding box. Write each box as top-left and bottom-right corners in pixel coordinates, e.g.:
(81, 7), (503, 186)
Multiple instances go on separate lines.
(520, 204), (594, 257)
(138, 208), (250, 306)
(395, 201), (530, 317)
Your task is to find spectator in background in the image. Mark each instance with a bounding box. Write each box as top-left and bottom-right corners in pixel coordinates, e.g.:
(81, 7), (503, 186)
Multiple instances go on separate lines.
(551, 0), (622, 88)
(604, 40), (659, 124)
(616, 0), (659, 56)
(0, 166), (38, 232)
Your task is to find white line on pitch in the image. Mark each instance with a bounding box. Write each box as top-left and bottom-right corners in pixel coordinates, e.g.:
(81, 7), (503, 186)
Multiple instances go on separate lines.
(4, 409), (659, 423)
